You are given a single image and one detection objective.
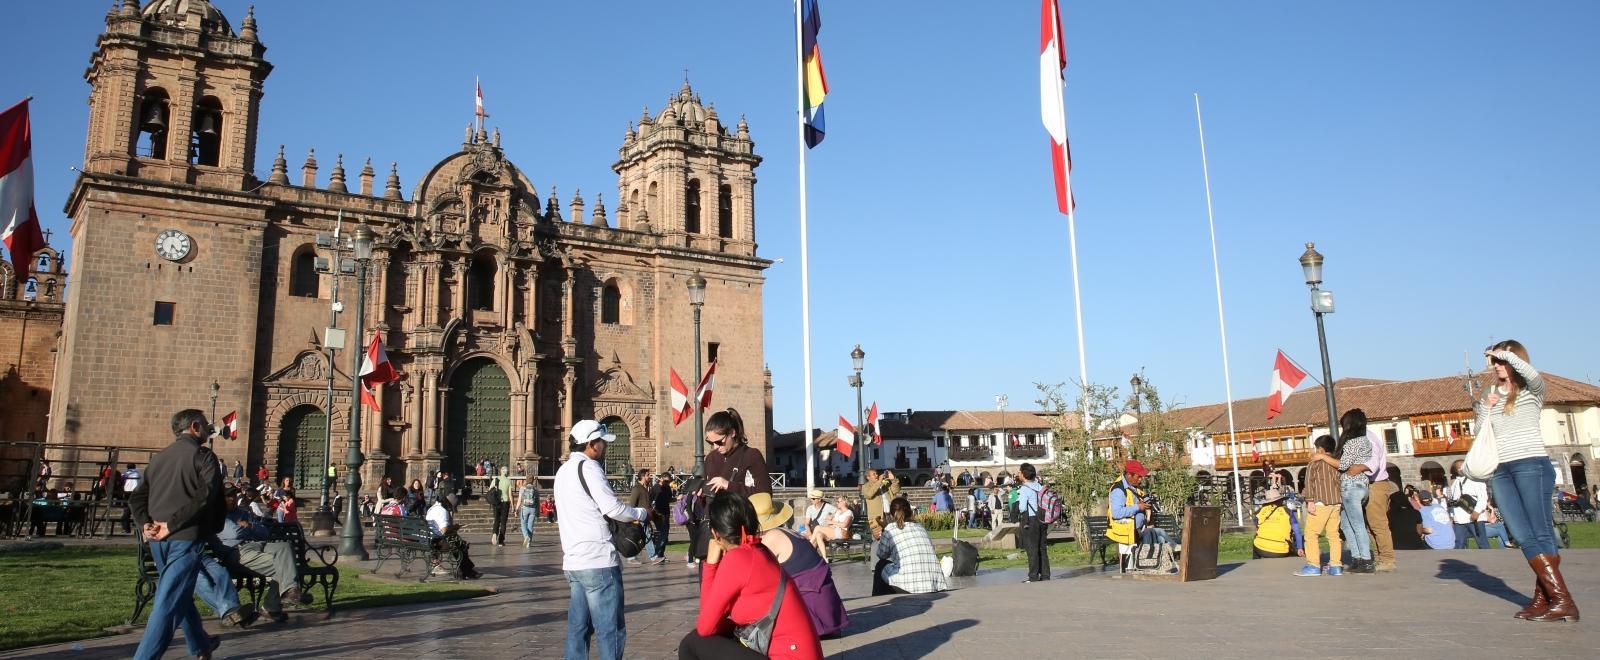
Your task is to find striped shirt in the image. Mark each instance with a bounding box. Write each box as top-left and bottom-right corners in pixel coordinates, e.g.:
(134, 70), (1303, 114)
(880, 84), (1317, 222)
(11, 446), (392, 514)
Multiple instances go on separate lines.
(1476, 351), (1547, 463)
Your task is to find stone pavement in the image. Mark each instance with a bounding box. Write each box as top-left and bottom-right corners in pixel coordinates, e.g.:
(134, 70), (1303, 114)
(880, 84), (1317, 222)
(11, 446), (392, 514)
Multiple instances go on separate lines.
(7, 532), (1598, 659)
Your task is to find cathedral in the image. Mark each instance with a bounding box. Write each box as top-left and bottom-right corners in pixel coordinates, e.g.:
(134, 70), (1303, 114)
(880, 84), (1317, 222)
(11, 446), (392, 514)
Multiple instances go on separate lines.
(48, 0), (771, 488)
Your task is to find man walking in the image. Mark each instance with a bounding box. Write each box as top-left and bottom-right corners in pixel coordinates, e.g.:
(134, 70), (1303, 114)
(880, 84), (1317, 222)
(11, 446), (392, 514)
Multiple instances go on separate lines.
(129, 409), (225, 660)
(1016, 463), (1050, 583)
(1447, 459), (1491, 549)
(515, 469), (541, 548)
(555, 419), (649, 660)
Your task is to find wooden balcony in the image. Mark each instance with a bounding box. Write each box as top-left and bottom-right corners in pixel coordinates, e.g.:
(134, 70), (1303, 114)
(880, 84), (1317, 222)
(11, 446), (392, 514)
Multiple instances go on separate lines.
(1213, 448), (1311, 471)
(949, 445), (993, 462)
(1412, 435), (1474, 456)
(1006, 444), (1048, 460)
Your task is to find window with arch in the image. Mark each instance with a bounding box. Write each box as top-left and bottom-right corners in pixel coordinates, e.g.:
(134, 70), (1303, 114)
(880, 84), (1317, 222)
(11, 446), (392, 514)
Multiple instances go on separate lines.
(136, 90), (171, 160)
(718, 184), (733, 238)
(191, 97), (223, 166)
(468, 253), (497, 311)
(685, 179), (702, 234)
(601, 280), (622, 325)
(289, 246), (320, 298)
(647, 181), (659, 223)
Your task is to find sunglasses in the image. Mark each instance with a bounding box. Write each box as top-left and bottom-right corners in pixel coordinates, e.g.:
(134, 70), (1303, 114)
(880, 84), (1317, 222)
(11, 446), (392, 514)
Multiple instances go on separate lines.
(706, 433), (729, 447)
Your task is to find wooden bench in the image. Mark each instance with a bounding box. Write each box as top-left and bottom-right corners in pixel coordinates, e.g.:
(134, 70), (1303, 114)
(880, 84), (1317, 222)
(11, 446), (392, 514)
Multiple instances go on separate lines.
(128, 522), (338, 626)
(825, 510), (870, 563)
(1083, 516), (1115, 566)
(373, 514), (460, 581)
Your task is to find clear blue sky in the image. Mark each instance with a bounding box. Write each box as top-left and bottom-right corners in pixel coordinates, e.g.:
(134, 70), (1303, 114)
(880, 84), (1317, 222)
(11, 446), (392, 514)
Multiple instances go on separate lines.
(10, 2), (1599, 433)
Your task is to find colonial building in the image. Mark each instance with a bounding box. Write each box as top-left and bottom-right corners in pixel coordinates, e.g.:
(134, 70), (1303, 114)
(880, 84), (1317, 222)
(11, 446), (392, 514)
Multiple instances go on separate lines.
(48, 0), (769, 489)
(772, 409), (1060, 487)
(0, 247), (67, 445)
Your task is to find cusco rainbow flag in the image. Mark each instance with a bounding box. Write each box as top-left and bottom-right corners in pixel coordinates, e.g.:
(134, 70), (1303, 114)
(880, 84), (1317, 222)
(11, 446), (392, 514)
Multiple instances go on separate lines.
(800, 0), (827, 148)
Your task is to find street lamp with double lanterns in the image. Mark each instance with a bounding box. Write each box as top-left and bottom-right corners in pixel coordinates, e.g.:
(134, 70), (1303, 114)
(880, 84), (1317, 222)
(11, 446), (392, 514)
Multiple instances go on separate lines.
(1299, 242), (1341, 444)
(848, 345), (865, 480)
(339, 223), (374, 560)
(687, 270), (707, 476)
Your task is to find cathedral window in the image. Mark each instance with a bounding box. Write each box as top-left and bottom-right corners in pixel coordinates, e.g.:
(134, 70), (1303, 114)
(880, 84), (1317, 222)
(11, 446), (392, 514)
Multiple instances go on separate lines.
(685, 180), (702, 234)
(718, 185), (733, 238)
(136, 90), (170, 160)
(289, 247), (320, 298)
(601, 281), (622, 325)
(468, 254), (497, 311)
(190, 97), (223, 167)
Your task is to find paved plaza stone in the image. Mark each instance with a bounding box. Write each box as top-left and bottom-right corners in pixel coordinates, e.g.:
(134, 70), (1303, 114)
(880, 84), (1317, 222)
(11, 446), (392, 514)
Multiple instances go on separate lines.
(7, 532), (1598, 659)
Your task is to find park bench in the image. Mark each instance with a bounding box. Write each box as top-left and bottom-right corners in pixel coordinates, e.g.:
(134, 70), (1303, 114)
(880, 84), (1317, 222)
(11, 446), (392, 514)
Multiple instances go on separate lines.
(825, 509), (870, 563)
(1083, 516), (1115, 566)
(1152, 512), (1184, 544)
(1556, 499), (1590, 523)
(127, 522), (338, 626)
(373, 514), (460, 581)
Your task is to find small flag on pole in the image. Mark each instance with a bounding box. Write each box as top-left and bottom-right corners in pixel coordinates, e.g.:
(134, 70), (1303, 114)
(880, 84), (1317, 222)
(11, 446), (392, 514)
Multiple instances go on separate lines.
(0, 98), (46, 284)
(358, 332), (401, 412)
(475, 78), (488, 119)
(669, 368), (693, 426)
(1039, 0), (1075, 213)
(799, 0), (828, 148)
(1267, 350), (1307, 420)
(835, 416), (856, 460)
(696, 360), (717, 410)
(867, 402), (881, 445)
(218, 411), (238, 440)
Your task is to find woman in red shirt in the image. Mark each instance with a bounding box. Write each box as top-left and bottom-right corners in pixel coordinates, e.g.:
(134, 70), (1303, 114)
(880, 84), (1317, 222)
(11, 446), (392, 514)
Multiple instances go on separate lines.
(679, 492), (822, 660)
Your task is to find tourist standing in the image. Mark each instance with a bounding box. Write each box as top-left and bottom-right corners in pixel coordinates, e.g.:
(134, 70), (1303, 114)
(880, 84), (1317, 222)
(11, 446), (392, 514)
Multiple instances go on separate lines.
(555, 419), (649, 660)
(648, 473), (673, 564)
(1447, 459), (1491, 549)
(859, 468), (899, 541)
(1332, 411), (1375, 573)
(1015, 463), (1050, 583)
(516, 472), (540, 548)
(490, 466), (513, 546)
(702, 408), (770, 498)
(1355, 411), (1398, 572)
(1296, 435), (1344, 576)
(129, 409), (224, 660)
(626, 469), (653, 566)
(1480, 342), (1577, 621)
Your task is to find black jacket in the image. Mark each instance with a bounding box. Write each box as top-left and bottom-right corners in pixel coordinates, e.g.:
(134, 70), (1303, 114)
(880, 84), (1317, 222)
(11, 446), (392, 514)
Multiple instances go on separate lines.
(129, 434), (224, 541)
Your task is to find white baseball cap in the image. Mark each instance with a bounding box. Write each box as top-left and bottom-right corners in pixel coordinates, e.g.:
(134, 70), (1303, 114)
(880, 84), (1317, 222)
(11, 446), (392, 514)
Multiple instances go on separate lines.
(569, 419), (616, 446)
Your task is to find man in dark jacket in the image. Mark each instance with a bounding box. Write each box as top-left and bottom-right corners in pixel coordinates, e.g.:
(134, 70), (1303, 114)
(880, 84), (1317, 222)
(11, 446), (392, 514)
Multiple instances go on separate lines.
(130, 409), (225, 660)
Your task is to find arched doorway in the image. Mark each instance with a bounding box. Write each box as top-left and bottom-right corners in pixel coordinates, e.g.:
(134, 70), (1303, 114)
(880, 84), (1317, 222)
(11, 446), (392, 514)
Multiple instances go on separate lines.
(1571, 454), (1588, 494)
(277, 405), (326, 492)
(1420, 461), (1446, 487)
(598, 416), (631, 476)
(444, 358), (511, 479)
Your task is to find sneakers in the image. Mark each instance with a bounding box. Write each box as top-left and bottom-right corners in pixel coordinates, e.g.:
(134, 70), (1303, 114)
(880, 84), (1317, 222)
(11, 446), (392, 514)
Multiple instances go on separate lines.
(1324, 566), (1344, 576)
(1348, 559), (1376, 574)
(650, 556), (668, 566)
(523, 537), (531, 548)
(1294, 565), (1322, 577)
(222, 605), (259, 628)
(687, 560), (699, 569)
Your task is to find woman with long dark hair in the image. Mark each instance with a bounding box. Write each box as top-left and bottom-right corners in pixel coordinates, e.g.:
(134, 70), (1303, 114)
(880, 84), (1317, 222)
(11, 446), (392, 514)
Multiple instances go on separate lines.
(872, 496), (948, 595)
(1333, 409), (1374, 573)
(1480, 340), (1577, 621)
(702, 408), (771, 498)
(679, 492), (822, 660)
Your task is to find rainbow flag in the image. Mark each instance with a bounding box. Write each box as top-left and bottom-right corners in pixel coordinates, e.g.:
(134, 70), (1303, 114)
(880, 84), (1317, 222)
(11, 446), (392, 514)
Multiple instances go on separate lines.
(800, 0), (827, 148)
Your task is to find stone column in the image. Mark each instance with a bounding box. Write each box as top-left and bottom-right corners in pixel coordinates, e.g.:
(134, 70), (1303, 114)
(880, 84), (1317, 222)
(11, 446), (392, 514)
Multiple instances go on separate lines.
(422, 370), (441, 455)
(454, 256), (469, 317)
(524, 370), (541, 470)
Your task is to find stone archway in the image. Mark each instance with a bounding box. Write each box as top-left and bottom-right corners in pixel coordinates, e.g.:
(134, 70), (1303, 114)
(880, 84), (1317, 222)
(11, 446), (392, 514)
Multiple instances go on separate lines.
(1420, 461), (1446, 487)
(599, 416), (631, 476)
(1571, 453), (1588, 493)
(444, 358), (512, 478)
(277, 405), (327, 492)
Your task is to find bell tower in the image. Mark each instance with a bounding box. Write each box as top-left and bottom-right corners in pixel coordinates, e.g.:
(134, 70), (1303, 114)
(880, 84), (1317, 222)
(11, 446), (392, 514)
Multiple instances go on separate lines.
(612, 79), (761, 256)
(83, 0), (271, 190)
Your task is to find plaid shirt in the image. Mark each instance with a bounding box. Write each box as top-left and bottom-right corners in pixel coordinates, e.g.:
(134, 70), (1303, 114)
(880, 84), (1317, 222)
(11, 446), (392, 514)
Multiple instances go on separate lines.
(876, 522), (948, 593)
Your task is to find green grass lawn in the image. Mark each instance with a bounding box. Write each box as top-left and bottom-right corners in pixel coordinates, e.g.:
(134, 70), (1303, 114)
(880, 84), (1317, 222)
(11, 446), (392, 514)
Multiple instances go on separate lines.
(0, 546), (491, 652)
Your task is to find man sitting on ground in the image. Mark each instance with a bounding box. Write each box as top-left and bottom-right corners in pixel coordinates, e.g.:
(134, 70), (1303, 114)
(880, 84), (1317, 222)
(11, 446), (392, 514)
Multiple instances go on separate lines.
(1417, 490), (1456, 550)
(215, 487), (307, 620)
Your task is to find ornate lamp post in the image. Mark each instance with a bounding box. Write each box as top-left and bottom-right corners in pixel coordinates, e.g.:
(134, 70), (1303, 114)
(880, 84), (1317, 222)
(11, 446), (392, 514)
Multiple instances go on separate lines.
(310, 217), (355, 535)
(208, 381), (219, 431)
(1300, 243), (1340, 444)
(688, 270), (707, 475)
(849, 345), (865, 480)
(339, 223), (374, 560)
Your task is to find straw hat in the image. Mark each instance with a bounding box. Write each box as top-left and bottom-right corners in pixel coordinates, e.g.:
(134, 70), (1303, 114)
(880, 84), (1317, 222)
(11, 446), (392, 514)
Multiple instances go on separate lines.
(808, 489), (825, 499)
(749, 492), (794, 532)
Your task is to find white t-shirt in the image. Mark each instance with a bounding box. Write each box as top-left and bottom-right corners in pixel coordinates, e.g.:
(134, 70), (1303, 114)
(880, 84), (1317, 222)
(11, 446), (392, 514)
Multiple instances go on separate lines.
(426, 501), (452, 537)
(1447, 476), (1489, 525)
(804, 502), (837, 528)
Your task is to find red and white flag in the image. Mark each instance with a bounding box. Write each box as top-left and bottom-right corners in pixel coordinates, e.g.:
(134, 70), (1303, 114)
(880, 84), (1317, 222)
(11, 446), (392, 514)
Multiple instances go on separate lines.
(835, 416), (856, 460)
(669, 368), (693, 426)
(867, 402), (882, 445)
(1447, 425), (1457, 449)
(1039, 0), (1075, 214)
(358, 332), (400, 412)
(1267, 350), (1307, 420)
(695, 360), (716, 410)
(475, 78), (488, 118)
(218, 411), (238, 440)
(1251, 440), (1263, 462)
(0, 98), (46, 284)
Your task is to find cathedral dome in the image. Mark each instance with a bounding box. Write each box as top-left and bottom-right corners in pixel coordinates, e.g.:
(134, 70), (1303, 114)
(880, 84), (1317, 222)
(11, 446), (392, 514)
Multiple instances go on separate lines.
(657, 79), (708, 125)
(142, 0), (234, 35)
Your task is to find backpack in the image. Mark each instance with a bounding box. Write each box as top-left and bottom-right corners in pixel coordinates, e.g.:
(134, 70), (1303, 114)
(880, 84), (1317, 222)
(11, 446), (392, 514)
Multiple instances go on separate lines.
(672, 493), (692, 526)
(1037, 486), (1063, 525)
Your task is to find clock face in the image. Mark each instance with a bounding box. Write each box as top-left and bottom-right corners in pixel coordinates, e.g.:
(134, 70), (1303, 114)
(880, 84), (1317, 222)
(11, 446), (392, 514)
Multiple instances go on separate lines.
(155, 229), (192, 262)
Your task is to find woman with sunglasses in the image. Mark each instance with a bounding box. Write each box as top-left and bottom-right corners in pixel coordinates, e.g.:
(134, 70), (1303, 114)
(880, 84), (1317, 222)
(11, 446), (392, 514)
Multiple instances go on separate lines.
(1480, 340), (1577, 622)
(702, 408), (771, 498)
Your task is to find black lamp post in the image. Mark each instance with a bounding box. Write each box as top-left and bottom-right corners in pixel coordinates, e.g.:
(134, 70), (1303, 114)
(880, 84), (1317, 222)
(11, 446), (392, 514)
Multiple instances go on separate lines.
(849, 345), (865, 480)
(1300, 243), (1341, 443)
(688, 270), (707, 476)
(208, 381), (219, 432)
(339, 223), (373, 560)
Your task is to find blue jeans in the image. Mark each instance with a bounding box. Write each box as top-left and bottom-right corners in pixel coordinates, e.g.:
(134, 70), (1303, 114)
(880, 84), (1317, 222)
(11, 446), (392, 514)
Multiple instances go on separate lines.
(1490, 456), (1558, 559)
(134, 539), (213, 660)
(1453, 521), (1491, 549)
(565, 565), (625, 660)
(519, 506), (538, 543)
(194, 551), (241, 616)
(1338, 480), (1372, 561)
(1486, 521), (1514, 548)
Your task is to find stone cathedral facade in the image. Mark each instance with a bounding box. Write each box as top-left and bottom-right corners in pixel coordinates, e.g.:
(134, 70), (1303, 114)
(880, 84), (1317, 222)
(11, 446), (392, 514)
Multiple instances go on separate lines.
(49, 0), (770, 487)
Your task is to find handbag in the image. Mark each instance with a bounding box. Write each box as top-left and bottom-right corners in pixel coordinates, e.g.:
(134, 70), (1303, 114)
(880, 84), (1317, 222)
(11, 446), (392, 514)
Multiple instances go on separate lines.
(576, 460), (648, 558)
(1461, 413), (1499, 482)
(734, 567), (787, 654)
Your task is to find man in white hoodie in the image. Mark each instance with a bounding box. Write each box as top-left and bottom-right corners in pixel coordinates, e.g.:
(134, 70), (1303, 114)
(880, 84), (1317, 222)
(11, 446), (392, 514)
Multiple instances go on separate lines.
(554, 419), (648, 660)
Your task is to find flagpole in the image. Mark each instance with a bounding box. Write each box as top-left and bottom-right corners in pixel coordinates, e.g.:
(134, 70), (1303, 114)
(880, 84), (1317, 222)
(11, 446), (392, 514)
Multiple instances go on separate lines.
(1194, 93), (1245, 526)
(795, 0), (817, 495)
(1046, 2), (1090, 426)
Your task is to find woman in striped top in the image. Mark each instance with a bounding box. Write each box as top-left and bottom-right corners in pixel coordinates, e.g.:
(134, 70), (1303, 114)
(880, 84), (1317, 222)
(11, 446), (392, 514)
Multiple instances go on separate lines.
(1480, 340), (1578, 622)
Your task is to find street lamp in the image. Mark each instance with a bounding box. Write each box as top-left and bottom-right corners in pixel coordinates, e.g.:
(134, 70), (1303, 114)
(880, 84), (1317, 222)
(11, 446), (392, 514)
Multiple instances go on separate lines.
(1300, 242), (1340, 446)
(209, 381), (220, 430)
(311, 216), (357, 535)
(996, 393), (1008, 477)
(848, 345), (865, 481)
(339, 223), (374, 560)
(687, 270), (707, 476)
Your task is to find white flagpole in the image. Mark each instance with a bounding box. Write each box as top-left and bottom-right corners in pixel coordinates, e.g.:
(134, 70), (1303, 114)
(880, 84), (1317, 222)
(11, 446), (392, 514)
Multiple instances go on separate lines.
(1048, 3), (1090, 421)
(1194, 93), (1245, 526)
(795, 0), (817, 495)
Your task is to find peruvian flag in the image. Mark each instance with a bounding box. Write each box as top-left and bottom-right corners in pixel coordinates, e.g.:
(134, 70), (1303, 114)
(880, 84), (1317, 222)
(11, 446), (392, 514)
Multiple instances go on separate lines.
(1011, 433), (1020, 447)
(358, 332), (400, 412)
(835, 416), (856, 460)
(217, 411), (238, 440)
(695, 360), (716, 410)
(867, 402), (882, 445)
(1447, 425), (1457, 449)
(1, 99), (46, 284)
(1251, 440), (1263, 462)
(475, 78), (488, 118)
(669, 368), (693, 426)
(1039, 0), (1075, 214)
(1267, 350), (1307, 420)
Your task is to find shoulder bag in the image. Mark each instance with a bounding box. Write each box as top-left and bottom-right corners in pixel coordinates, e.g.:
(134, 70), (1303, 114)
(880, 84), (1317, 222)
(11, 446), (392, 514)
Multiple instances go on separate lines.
(1461, 413), (1499, 482)
(735, 565), (787, 654)
(576, 460), (648, 558)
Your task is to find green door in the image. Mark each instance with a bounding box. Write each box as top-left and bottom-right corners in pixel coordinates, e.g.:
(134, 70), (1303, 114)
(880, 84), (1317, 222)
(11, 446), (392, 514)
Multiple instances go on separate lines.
(599, 416), (631, 476)
(444, 359), (512, 478)
(278, 405), (327, 492)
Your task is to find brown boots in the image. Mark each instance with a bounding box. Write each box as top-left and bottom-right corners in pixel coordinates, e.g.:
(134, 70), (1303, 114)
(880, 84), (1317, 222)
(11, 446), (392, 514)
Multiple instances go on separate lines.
(1520, 554), (1579, 622)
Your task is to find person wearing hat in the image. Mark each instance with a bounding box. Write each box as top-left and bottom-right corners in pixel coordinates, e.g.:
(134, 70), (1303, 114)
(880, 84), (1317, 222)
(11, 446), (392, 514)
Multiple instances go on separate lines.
(1107, 460), (1153, 563)
(554, 419), (650, 660)
(752, 492), (849, 637)
(1417, 489), (1457, 550)
(1251, 488), (1301, 559)
(799, 489), (836, 535)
